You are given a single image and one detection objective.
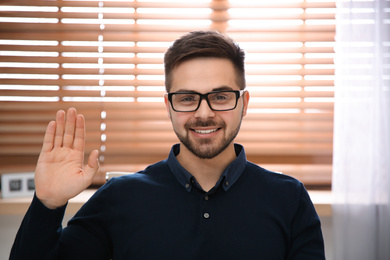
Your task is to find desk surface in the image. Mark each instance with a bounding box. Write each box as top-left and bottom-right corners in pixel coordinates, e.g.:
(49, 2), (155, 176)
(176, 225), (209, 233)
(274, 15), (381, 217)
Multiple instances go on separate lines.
(0, 190), (332, 216)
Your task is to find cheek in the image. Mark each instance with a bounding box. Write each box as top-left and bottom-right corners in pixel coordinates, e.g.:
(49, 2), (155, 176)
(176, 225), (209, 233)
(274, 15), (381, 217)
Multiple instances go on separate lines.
(225, 112), (243, 130)
(221, 111), (241, 123)
(170, 113), (189, 129)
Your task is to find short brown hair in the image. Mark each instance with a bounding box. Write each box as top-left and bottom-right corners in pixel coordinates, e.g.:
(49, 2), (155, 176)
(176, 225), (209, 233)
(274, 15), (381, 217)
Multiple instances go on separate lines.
(164, 31), (246, 92)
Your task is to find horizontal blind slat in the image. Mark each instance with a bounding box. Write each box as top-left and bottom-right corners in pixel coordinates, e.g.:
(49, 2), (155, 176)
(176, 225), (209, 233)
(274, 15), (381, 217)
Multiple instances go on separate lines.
(0, 0), (335, 187)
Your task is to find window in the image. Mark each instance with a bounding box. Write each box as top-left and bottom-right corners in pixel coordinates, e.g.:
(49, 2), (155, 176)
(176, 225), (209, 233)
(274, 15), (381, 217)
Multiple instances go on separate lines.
(0, 0), (335, 188)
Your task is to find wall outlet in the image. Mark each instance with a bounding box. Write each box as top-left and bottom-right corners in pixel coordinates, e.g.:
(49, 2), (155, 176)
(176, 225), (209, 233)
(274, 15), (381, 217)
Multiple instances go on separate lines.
(1, 172), (35, 199)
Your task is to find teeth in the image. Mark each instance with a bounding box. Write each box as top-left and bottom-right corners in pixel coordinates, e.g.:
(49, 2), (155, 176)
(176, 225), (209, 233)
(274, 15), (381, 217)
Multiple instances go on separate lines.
(194, 129), (217, 134)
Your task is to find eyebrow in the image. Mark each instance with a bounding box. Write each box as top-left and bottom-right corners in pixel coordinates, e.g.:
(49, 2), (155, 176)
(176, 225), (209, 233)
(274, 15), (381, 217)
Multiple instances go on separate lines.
(213, 86), (233, 91)
(174, 85), (234, 93)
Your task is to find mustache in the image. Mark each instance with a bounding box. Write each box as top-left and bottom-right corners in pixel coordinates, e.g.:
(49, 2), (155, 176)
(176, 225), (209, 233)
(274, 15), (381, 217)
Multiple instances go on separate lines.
(185, 119), (224, 128)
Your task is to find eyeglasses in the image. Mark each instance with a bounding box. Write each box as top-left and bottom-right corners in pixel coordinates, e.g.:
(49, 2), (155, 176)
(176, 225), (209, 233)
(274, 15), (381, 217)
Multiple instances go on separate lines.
(167, 90), (245, 112)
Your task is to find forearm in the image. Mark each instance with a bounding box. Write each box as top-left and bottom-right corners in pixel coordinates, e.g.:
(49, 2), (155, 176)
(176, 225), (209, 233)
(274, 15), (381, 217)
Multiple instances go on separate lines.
(10, 194), (66, 260)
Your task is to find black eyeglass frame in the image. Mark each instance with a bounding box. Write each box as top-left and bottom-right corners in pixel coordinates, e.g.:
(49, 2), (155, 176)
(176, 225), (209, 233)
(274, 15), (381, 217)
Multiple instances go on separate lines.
(167, 90), (245, 112)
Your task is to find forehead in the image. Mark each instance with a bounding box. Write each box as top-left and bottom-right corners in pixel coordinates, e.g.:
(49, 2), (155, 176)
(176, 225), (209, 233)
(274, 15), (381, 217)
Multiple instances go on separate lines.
(170, 57), (239, 93)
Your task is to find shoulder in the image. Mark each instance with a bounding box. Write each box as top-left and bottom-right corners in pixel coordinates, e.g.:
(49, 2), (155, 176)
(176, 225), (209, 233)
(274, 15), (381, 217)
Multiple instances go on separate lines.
(79, 160), (172, 211)
(242, 161), (313, 215)
(242, 161), (308, 205)
(101, 160), (172, 191)
(245, 161), (303, 189)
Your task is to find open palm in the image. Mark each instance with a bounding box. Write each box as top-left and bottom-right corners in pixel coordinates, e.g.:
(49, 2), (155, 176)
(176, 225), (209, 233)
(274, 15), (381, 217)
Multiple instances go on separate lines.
(35, 108), (99, 209)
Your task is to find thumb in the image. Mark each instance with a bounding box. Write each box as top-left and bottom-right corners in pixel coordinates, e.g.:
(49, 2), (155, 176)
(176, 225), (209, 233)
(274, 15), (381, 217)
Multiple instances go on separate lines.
(84, 150), (99, 179)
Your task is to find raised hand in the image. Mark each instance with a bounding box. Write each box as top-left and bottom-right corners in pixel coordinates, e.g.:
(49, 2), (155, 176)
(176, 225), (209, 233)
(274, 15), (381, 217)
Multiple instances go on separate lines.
(34, 108), (99, 209)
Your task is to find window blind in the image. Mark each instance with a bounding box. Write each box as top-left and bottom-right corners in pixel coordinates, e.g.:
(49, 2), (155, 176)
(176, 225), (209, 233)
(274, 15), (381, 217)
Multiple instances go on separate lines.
(0, 0), (334, 188)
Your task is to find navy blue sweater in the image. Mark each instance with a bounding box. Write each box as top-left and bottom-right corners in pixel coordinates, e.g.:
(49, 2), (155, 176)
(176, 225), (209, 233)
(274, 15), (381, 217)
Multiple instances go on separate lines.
(10, 144), (325, 259)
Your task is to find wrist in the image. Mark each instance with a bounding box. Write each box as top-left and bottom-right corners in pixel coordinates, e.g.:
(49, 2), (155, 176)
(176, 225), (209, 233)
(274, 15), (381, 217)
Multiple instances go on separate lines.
(35, 192), (67, 210)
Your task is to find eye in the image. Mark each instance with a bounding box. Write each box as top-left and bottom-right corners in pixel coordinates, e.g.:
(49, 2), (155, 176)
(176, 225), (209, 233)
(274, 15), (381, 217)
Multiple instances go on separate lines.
(210, 92), (231, 102)
(215, 94), (228, 100)
(177, 94), (198, 103)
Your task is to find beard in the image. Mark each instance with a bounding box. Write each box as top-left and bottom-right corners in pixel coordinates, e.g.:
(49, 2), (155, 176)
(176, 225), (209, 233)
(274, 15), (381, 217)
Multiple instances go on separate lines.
(173, 116), (243, 159)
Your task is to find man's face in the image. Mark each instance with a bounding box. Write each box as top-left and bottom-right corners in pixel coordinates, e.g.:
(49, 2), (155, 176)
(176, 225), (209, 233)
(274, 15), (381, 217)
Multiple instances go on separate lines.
(164, 57), (249, 159)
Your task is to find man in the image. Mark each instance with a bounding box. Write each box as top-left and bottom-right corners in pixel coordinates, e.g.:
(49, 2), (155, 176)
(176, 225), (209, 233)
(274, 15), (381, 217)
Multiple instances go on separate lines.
(10, 31), (325, 259)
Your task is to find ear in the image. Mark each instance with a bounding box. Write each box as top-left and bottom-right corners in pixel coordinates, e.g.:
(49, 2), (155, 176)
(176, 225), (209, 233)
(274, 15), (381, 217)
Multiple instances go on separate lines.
(242, 90), (250, 117)
(164, 94), (171, 119)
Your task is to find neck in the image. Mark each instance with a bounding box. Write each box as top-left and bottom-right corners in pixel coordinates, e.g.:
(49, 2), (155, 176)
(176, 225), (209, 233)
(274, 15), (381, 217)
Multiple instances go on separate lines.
(176, 143), (237, 192)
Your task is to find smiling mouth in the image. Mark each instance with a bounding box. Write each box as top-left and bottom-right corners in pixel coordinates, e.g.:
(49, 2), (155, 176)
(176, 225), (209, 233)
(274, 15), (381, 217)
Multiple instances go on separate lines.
(192, 128), (219, 134)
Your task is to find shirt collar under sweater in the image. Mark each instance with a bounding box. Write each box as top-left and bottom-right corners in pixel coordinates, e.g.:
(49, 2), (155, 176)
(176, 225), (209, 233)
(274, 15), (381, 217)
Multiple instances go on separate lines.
(167, 143), (247, 193)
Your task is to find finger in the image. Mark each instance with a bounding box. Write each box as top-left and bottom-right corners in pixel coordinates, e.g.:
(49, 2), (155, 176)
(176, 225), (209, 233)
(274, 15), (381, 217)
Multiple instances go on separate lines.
(41, 121), (56, 152)
(73, 113), (85, 152)
(63, 108), (77, 148)
(53, 110), (65, 147)
(84, 150), (99, 180)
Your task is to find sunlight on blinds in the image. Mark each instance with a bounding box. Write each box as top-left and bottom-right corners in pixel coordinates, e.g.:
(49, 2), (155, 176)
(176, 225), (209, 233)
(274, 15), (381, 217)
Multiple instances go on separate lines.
(0, 0), (335, 187)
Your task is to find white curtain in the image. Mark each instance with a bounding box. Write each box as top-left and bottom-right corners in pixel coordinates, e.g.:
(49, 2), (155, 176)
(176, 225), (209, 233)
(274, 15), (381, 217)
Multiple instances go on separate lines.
(333, 0), (390, 259)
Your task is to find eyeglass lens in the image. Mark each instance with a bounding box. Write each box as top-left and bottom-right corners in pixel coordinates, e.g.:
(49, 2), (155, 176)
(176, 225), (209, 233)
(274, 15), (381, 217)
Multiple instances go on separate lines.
(171, 91), (238, 112)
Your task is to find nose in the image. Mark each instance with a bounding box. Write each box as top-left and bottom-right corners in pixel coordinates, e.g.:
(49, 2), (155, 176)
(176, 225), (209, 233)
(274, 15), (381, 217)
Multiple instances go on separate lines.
(194, 99), (215, 119)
